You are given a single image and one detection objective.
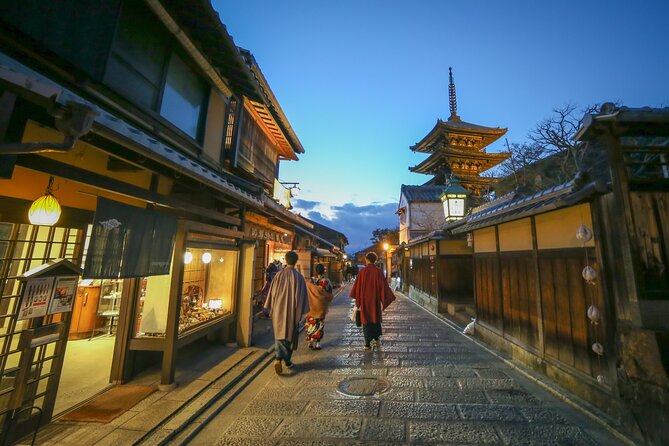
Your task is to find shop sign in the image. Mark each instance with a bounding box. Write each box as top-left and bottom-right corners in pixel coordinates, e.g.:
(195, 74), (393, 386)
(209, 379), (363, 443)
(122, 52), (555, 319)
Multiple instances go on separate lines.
(245, 223), (291, 244)
(19, 277), (54, 320)
(47, 275), (78, 315)
(273, 179), (292, 209)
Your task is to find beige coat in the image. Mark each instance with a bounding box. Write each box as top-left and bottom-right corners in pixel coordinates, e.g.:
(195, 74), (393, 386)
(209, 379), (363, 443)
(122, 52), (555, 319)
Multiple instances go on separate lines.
(306, 281), (334, 319)
(264, 266), (308, 342)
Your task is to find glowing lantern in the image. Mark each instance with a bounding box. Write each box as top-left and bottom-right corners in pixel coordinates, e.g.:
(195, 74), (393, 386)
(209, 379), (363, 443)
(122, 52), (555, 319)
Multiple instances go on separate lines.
(28, 176), (61, 226)
(202, 251), (212, 264)
(184, 250), (193, 264)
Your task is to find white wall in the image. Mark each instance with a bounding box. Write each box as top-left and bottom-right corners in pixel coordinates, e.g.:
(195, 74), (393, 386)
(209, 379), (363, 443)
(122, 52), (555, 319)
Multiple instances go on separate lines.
(409, 202), (445, 233)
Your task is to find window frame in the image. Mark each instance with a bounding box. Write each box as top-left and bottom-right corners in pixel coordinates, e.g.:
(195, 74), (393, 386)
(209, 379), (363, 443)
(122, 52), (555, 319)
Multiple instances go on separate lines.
(103, 0), (211, 148)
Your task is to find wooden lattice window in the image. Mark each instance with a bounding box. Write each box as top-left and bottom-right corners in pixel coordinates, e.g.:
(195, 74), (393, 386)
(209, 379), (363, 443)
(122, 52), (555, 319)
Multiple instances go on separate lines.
(0, 223), (84, 422)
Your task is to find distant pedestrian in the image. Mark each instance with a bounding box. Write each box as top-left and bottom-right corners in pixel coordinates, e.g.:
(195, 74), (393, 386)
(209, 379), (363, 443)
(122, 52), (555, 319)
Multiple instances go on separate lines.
(305, 264), (334, 350)
(349, 252), (396, 351)
(264, 251), (308, 375)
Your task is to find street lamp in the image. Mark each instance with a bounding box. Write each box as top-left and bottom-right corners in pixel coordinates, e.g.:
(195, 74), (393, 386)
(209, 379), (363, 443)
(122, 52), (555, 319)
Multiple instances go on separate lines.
(440, 175), (470, 221)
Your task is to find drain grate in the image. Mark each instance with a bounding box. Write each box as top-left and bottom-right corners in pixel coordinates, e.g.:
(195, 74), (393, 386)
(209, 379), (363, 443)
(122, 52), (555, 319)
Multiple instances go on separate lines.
(338, 377), (391, 397)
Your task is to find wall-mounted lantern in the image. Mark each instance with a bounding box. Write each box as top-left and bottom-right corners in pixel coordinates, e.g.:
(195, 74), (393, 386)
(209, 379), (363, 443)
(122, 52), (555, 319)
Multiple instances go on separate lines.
(440, 175), (470, 221)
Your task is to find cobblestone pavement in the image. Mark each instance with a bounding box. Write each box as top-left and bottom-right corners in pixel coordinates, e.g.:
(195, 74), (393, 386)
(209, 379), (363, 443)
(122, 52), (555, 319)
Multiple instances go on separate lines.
(191, 284), (627, 446)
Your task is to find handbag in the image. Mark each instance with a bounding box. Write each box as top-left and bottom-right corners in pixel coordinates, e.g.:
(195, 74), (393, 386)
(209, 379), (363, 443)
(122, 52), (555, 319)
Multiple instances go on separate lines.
(350, 305), (361, 327)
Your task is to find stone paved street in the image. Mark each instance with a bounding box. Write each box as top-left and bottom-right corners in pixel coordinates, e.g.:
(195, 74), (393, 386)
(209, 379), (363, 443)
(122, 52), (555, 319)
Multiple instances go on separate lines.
(191, 284), (627, 446)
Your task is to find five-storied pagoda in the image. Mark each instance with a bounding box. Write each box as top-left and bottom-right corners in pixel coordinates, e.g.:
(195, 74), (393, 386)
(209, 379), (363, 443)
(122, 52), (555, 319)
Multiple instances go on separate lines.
(410, 68), (509, 204)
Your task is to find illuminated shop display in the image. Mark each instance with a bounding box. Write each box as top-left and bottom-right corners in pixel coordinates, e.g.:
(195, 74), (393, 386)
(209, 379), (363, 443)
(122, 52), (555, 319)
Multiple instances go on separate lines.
(179, 247), (237, 334)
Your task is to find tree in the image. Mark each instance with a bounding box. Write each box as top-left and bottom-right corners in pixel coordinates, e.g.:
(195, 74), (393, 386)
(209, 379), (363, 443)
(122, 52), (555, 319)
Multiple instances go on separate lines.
(495, 102), (605, 194)
(370, 228), (399, 244)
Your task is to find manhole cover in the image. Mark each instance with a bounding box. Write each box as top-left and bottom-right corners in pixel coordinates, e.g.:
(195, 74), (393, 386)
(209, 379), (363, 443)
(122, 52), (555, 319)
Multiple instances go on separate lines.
(338, 377), (391, 397)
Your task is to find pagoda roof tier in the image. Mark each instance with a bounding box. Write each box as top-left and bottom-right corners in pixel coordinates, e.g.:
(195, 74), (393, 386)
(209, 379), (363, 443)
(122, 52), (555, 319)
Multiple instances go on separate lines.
(411, 118), (507, 154)
(409, 149), (509, 176)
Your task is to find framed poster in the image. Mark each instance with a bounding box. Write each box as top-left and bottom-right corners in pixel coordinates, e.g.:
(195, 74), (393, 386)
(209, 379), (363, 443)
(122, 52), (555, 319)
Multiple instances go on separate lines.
(19, 277), (55, 320)
(48, 276), (79, 315)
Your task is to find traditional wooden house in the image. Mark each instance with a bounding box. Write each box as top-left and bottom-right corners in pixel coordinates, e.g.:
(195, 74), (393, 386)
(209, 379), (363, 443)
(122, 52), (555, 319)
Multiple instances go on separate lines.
(448, 104), (669, 446)
(397, 185), (445, 244)
(0, 0), (308, 438)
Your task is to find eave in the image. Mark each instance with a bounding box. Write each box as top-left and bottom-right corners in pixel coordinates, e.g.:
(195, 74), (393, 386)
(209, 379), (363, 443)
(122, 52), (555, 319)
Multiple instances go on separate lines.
(411, 119), (508, 153)
(409, 150), (509, 175)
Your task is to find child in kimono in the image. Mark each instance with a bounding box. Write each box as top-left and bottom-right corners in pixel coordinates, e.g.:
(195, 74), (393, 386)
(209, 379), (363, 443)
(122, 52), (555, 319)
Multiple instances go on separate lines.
(305, 264), (334, 350)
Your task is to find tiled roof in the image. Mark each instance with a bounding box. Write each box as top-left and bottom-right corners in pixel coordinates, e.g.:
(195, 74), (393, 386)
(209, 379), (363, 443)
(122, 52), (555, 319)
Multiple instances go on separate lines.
(449, 178), (608, 234)
(400, 185), (444, 203)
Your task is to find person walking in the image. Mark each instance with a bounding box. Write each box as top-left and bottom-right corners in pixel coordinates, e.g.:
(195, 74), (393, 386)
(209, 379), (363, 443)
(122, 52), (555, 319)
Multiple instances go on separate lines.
(349, 252), (396, 351)
(264, 251), (308, 375)
(305, 264), (334, 350)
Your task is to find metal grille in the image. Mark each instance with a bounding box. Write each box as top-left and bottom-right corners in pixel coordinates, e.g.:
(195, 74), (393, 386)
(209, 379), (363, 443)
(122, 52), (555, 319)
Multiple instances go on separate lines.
(0, 223), (83, 424)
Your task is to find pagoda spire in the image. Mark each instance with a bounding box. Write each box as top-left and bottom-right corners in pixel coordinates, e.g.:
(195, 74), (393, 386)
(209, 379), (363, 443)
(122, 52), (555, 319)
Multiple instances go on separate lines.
(448, 67), (460, 122)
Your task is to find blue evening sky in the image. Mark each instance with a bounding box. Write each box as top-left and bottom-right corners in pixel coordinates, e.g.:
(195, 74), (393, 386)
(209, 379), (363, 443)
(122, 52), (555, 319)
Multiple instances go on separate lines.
(214, 0), (669, 253)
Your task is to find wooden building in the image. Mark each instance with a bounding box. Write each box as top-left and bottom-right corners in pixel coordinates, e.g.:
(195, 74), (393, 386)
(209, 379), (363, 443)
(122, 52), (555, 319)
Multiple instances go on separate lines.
(0, 0), (308, 439)
(448, 104), (669, 446)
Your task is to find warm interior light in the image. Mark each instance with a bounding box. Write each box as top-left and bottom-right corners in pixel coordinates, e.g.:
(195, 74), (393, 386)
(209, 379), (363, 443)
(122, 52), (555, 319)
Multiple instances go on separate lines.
(202, 251), (212, 264)
(28, 176), (61, 226)
(208, 299), (223, 310)
(219, 257), (225, 263)
(184, 250), (193, 264)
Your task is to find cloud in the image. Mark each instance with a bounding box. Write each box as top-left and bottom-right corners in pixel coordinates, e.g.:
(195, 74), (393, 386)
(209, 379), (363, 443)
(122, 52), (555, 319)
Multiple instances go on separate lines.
(293, 200), (398, 255)
(292, 198), (319, 211)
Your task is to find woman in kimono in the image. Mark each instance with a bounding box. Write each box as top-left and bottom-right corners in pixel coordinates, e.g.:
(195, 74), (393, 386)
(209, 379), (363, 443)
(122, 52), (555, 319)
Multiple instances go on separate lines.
(305, 264), (334, 350)
(350, 251), (396, 350)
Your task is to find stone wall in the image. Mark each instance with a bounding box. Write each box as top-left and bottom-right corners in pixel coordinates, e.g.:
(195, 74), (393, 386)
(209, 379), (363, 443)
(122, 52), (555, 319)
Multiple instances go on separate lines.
(408, 285), (438, 313)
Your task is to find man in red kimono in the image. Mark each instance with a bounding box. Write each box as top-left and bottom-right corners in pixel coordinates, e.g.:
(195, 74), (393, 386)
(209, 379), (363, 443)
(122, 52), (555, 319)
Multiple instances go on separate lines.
(350, 251), (396, 350)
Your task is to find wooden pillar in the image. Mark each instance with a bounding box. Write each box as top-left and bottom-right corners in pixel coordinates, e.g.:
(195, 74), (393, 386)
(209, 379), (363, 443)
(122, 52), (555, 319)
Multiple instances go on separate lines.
(161, 221), (186, 388)
(530, 216), (545, 357)
(235, 241), (256, 347)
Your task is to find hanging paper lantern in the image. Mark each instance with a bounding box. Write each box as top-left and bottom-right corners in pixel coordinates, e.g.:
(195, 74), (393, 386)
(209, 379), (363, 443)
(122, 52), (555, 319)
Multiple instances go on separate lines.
(28, 176), (61, 226)
(184, 250), (193, 265)
(587, 305), (601, 325)
(201, 251), (212, 264)
(582, 265), (597, 284)
(592, 342), (604, 356)
(576, 224), (593, 242)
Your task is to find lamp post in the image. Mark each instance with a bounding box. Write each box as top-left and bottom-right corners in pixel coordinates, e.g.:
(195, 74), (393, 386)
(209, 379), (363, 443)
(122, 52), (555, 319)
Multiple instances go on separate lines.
(440, 175), (470, 221)
(383, 243), (390, 283)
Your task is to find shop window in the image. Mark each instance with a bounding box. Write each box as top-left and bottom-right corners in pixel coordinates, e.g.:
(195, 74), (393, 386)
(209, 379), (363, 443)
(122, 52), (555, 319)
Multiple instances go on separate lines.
(179, 248), (237, 335)
(135, 274), (171, 337)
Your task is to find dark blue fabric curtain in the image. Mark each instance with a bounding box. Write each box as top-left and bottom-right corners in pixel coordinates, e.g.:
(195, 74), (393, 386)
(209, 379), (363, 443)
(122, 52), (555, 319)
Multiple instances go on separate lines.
(83, 197), (176, 278)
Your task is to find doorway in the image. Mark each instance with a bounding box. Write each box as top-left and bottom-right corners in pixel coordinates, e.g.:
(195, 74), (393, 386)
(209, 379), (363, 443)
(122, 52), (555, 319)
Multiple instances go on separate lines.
(54, 279), (123, 415)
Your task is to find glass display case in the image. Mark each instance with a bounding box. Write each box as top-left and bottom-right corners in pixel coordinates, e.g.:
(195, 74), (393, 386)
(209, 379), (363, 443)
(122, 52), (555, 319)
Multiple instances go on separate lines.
(178, 247), (237, 335)
(93, 279), (122, 337)
(134, 274), (172, 337)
